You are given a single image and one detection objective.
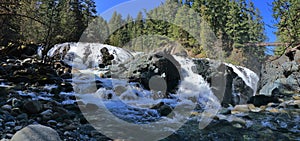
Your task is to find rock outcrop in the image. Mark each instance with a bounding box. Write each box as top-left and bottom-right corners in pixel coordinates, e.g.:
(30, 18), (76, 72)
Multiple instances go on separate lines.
(259, 49), (300, 97)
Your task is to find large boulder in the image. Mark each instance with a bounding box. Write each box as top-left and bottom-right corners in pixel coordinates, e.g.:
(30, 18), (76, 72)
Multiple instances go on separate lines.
(11, 124), (61, 141)
(193, 59), (257, 107)
(125, 51), (181, 95)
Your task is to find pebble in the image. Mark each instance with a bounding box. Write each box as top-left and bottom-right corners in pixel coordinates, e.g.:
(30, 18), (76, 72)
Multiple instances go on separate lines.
(1, 105), (12, 111)
(64, 131), (72, 136)
(248, 104), (263, 113)
(14, 126), (23, 131)
(40, 109), (53, 116)
(232, 123), (243, 128)
(293, 96), (300, 100)
(231, 104), (251, 114)
(5, 121), (16, 127)
(47, 120), (57, 126)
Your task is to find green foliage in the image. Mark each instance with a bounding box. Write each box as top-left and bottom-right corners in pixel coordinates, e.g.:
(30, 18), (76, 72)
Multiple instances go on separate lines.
(273, 0), (300, 55)
(0, 0), (97, 55)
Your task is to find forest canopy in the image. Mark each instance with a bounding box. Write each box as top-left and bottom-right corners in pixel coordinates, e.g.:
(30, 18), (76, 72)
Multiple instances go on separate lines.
(1, 0), (298, 67)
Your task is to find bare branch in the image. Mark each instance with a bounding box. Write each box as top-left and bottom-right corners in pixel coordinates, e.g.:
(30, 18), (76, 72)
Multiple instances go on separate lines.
(0, 13), (49, 28)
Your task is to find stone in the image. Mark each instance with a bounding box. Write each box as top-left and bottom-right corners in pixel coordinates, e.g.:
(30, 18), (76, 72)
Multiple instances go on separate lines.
(232, 123), (243, 128)
(231, 104), (251, 114)
(1, 105), (12, 111)
(293, 95), (300, 100)
(60, 72), (72, 79)
(248, 104), (263, 112)
(11, 124), (61, 141)
(23, 100), (42, 114)
(14, 126), (23, 131)
(247, 95), (279, 107)
(47, 120), (57, 126)
(151, 102), (173, 117)
(5, 121), (16, 127)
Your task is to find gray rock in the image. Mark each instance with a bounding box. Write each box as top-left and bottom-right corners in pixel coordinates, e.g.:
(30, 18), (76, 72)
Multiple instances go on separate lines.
(260, 72), (300, 95)
(11, 124), (61, 141)
(259, 55), (288, 91)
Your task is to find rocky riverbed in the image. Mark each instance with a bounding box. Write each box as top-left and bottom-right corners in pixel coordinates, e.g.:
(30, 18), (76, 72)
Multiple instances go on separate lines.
(0, 43), (299, 140)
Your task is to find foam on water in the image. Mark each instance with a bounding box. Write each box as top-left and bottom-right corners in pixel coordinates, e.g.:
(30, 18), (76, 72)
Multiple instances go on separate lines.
(226, 63), (259, 95)
(173, 56), (221, 129)
(47, 42), (134, 69)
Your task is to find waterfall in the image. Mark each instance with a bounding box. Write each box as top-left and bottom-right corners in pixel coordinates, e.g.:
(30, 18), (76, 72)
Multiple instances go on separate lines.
(226, 63), (259, 95)
(172, 55), (221, 129)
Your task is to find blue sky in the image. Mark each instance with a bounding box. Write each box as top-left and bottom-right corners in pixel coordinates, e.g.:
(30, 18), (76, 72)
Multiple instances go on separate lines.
(94, 0), (277, 54)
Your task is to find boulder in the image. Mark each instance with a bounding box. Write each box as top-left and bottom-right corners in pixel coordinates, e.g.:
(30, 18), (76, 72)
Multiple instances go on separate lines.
(247, 95), (279, 107)
(126, 51), (181, 94)
(23, 100), (43, 114)
(11, 124), (61, 141)
(193, 59), (256, 107)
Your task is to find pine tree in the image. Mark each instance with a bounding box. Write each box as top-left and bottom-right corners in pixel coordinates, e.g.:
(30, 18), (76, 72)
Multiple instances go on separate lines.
(108, 11), (123, 46)
(273, 0), (300, 55)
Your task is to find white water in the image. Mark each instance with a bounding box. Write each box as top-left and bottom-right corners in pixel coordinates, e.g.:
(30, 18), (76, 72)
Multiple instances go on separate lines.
(226, 63), (259, 95)
(47, 42), (134, 69)
(173, 56), (221, 129)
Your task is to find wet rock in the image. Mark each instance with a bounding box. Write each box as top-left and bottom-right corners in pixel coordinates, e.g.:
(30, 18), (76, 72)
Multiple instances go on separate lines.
(127, 51), (181, 94)
(11, 124), (61, 141)
(247, 95), (279, 107)
(60, 72), (72, 79)
(23, 100), (43, 114)
(60, 82), (73, 92)
(151, 102), (173, 117)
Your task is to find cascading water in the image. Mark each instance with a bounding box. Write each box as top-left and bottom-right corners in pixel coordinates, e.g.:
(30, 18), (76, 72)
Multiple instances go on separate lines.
(226, 63), (259, 95)
(173, 55), (221, 129)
